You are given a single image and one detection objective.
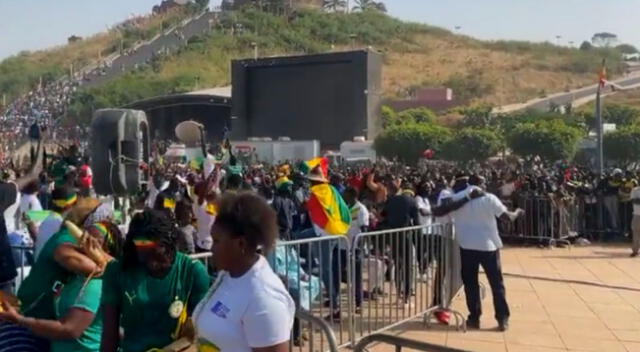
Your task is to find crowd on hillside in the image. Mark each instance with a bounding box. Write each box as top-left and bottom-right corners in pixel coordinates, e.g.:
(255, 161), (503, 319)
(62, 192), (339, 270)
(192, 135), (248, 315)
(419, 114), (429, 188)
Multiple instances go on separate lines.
(1, 132), (640, 351)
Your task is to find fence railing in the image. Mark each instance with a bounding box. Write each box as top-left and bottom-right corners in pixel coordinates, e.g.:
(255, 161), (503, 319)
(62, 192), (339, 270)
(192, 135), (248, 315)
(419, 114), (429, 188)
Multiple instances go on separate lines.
(9, 245), (33, 293)
(574, 195), (634, 239)
(500, 194), (635, 243)
(265, 223), (464, 351)
(499, 196), (576, 245)
(353, 333), (471, 352)
(189, 223), (465, 351)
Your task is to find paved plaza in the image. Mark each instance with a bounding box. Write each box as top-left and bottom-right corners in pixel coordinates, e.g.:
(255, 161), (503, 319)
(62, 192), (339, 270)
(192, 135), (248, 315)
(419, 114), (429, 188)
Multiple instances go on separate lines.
(370, 244), (640, 352)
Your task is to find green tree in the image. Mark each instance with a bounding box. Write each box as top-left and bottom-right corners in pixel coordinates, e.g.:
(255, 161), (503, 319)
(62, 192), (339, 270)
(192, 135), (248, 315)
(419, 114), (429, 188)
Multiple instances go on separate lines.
(397, 107), (437, 124)
(579, 41), (593, 50)
(323, 0), (347, 12)
(380, 106), (436, 127)
(507, 120), (583, 161)
(441, 128), (503, 162)
(380, 105), (398, 128)
(352, 0), (386, 12)
(457, 104), (496, 128)
(616, 43), (639, 54)
(500, 109), (583, 134)
(582, 104), (640, 133)
(603, 104), (640, 127)
(603, 127), (640, 166)
(374, 123), (451, 164)
(591, 32), (618, 47)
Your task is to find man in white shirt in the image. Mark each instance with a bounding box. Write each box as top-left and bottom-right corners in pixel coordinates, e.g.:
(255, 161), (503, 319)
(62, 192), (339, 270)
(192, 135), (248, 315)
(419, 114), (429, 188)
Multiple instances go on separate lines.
(630, 185), (640, 257)
(449, 175), (523, 332)
(18, 181), (43, 227)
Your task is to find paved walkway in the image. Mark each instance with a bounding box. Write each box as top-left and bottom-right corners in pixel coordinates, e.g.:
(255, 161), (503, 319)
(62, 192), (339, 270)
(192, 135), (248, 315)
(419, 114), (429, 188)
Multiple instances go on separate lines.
(369, 244), (640, 352)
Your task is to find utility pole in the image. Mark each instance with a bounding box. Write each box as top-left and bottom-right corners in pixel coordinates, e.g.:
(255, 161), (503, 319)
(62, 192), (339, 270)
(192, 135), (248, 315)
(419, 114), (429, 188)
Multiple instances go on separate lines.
(595, 87), (604, 176)
(251, 42), (258, 60)
(595, 58), (606, 176)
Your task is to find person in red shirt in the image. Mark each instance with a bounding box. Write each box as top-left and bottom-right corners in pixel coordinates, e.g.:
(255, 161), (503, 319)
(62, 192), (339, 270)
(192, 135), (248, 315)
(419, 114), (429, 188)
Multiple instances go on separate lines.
(78, 157), (93, 197)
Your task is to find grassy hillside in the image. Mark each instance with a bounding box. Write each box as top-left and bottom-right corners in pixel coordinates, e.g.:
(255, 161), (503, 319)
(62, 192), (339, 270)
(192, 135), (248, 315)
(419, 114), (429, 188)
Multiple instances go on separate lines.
(0, 6), (200, 103)
(2, 8), (626, 122)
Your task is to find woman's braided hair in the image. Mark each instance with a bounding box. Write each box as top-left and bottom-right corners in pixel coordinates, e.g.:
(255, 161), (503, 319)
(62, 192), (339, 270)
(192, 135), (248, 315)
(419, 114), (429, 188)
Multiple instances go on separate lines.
(122, 209), (178, 270)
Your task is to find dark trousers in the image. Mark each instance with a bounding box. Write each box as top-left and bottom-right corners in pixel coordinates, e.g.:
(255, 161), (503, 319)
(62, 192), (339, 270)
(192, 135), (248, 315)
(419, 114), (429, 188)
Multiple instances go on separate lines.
(460, 248), (510, 322)
(425, 236), (445, 307)
(620, 202), (633, 237)
(392, 237), (414, 302)
(338, 249), (363, 307)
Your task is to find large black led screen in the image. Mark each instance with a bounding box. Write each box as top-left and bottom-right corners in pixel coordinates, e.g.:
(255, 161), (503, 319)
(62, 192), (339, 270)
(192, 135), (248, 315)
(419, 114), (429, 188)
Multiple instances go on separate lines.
(232, 51), (380, 148)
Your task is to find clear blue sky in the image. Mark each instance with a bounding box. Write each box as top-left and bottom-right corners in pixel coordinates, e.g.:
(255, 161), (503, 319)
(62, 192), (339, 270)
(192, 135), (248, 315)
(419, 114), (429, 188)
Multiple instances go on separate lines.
(1, 0), (638, 60)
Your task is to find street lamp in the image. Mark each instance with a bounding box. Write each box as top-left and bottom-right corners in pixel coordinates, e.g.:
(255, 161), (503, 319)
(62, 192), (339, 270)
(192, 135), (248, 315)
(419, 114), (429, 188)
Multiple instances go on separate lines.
(555, 35), (562, 46)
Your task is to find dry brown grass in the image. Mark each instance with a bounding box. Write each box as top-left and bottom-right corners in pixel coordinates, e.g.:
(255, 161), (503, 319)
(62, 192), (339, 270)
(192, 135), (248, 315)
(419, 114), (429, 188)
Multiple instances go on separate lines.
(381, 35), (598, 106)
(601, 88), (640, 107)
(23, 32), (117, 71)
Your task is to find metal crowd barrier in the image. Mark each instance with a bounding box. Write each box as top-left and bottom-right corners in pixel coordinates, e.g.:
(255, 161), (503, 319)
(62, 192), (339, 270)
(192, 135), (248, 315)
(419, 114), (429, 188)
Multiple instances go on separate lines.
(353, 333), (471, 352)
(264, 223), (465, 351)
(351, 223), (466, 346)
(499, 196), (574, 246)
(9, 245), (33, 294)
(575, 195), (634, 240)
(271, 235), (352, 350)
(500, 193), (635, 243)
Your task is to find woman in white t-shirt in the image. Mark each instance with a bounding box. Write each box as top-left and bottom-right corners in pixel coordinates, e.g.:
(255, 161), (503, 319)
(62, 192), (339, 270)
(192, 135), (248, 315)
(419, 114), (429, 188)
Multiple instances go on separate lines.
(193, 192), (295, 352)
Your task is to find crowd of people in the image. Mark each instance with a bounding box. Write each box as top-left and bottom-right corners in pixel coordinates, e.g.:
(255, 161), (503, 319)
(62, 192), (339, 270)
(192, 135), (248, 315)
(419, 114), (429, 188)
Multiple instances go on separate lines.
(0, 77), (83, 167)
(1, 128), (640, 351)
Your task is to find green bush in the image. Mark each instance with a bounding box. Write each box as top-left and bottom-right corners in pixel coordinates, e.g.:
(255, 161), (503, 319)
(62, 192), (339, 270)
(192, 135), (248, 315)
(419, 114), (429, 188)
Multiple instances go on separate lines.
(374, 123), (451, 164)
(603, 104), (640, 127)
(441, 128), (503, 162)
(506, 120), (583, 161)
(500, 109), (584, 134)
(380, 106), (437, 127)
(603, 126), (640, 164)
(456, 104), (496, 128)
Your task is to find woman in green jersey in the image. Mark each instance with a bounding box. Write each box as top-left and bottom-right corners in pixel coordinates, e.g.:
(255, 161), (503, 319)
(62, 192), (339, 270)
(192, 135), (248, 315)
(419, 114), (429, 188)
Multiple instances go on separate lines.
(100, 209), (210, 352)
(0, 217), (123, 352)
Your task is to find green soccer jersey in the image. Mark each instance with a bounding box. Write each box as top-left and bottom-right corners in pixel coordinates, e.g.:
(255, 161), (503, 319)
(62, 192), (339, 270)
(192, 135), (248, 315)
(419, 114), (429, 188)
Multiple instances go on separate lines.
(51, 276), (103, 352)
(101, 252), (210, 352)
(18, 228), (76, 319)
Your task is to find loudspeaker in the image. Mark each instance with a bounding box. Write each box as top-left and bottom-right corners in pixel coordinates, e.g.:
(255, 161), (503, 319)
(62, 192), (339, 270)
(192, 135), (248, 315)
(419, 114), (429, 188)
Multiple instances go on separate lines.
(91, 109), (150, 196)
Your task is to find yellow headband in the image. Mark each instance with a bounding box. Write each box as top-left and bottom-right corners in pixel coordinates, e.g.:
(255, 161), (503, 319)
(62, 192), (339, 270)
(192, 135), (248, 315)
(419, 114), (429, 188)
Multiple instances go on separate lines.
(52, 194), (78, 208)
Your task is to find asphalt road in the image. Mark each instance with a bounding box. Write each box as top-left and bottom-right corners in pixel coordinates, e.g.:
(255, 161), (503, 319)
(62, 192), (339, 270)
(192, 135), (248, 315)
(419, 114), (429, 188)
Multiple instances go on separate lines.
(82, 11), (217, 88)
(526, 74), (640, 111)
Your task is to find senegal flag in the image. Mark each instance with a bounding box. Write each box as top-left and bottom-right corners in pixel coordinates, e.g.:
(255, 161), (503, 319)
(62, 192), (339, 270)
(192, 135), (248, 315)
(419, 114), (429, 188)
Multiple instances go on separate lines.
(307, 183), (351, 235)
(300, 157), (328, 177)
